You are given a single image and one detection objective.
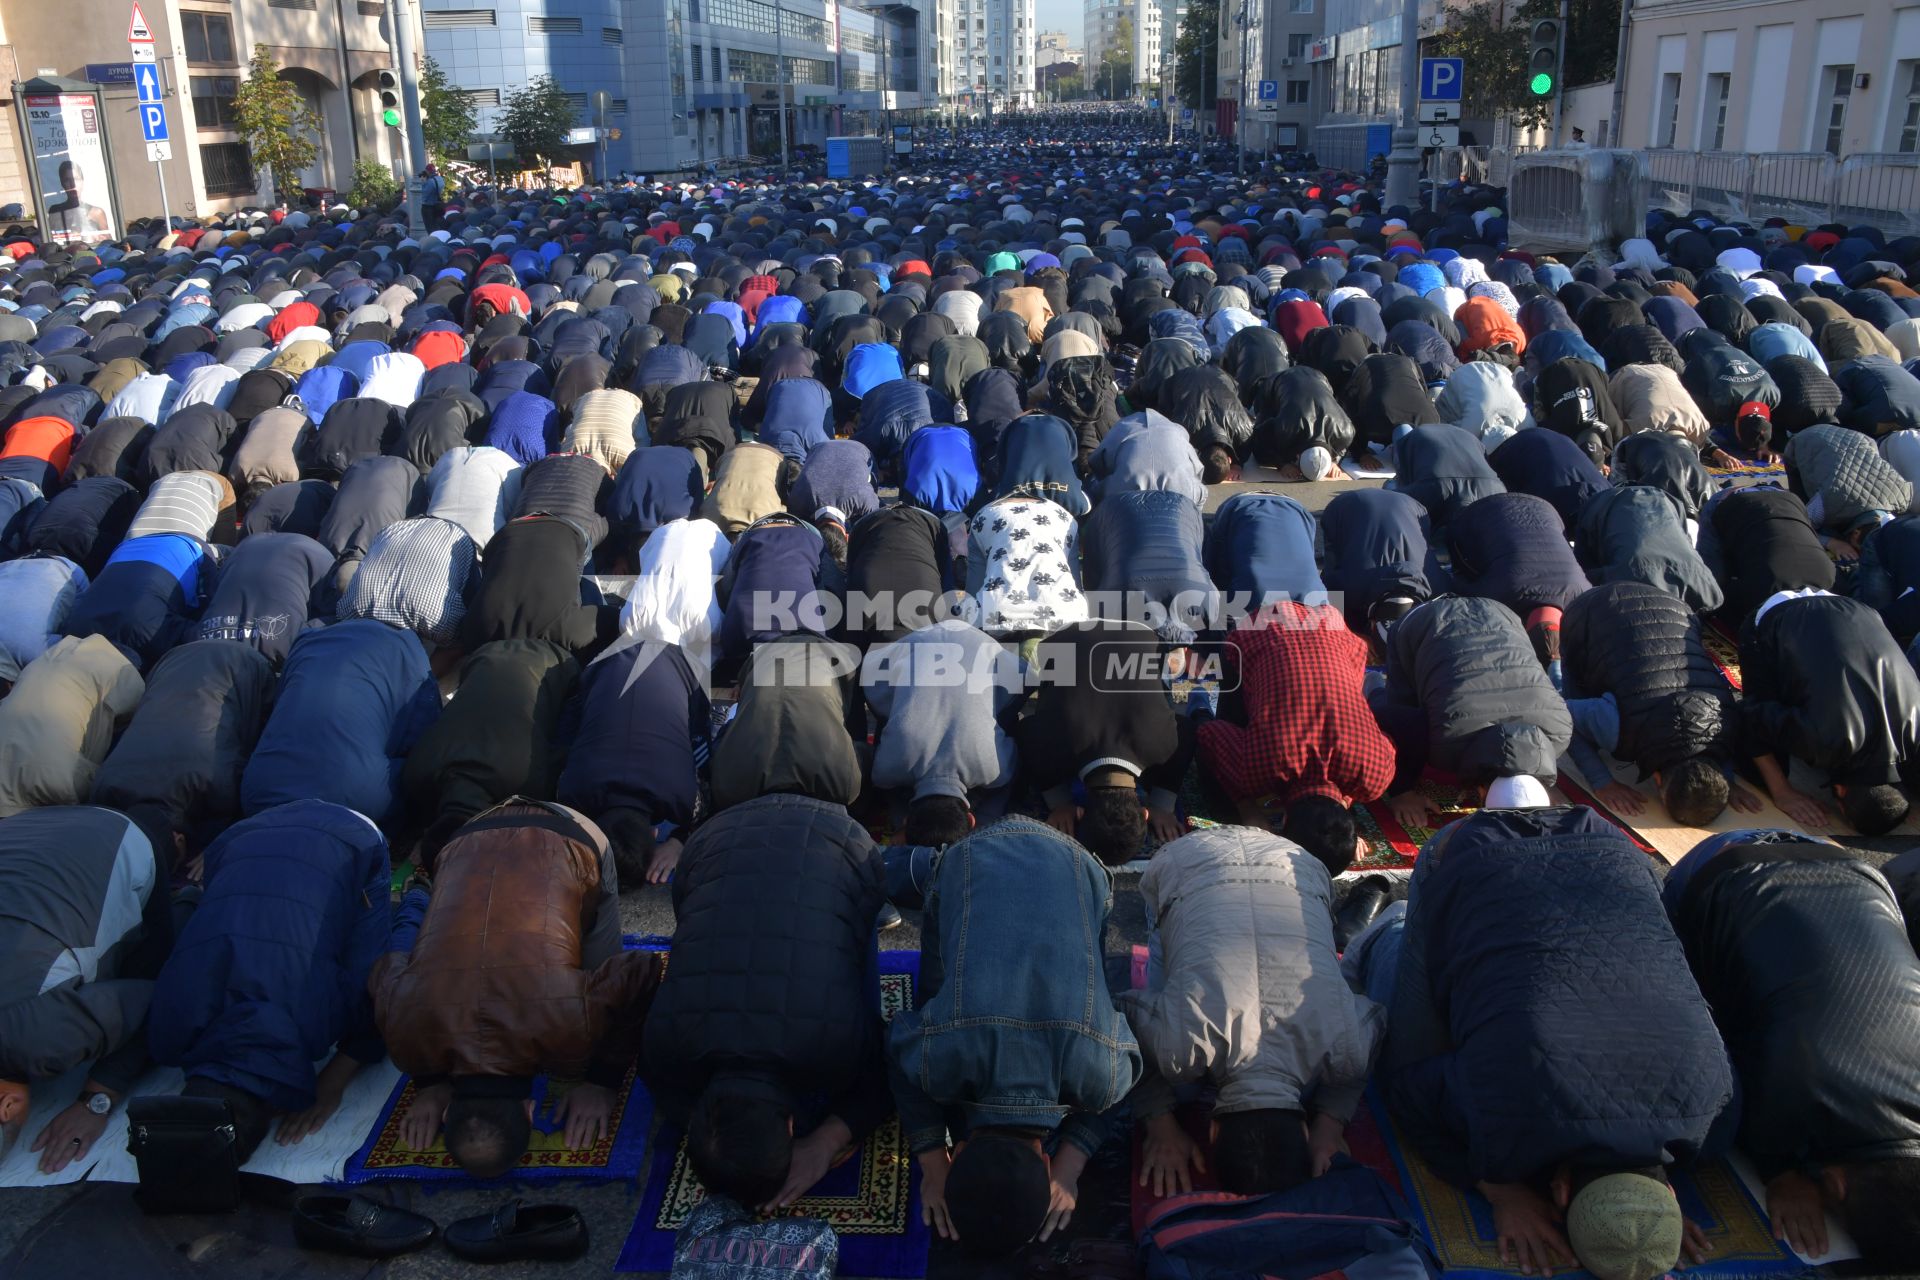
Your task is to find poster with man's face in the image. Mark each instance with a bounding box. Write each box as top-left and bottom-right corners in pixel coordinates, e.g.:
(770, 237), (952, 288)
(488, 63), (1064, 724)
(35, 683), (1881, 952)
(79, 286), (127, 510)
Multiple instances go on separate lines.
(25, 93), (118, 245)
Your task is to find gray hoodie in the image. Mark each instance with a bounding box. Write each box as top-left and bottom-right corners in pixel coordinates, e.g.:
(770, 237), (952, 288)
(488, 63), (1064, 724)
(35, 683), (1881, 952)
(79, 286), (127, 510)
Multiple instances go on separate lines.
(863, 619), (1025, 801)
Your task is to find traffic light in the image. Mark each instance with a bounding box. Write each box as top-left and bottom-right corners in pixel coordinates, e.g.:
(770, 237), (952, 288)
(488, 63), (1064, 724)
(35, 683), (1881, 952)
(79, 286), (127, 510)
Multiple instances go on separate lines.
(1527, 18), (1561, 97)
(378, 70), (402, 128)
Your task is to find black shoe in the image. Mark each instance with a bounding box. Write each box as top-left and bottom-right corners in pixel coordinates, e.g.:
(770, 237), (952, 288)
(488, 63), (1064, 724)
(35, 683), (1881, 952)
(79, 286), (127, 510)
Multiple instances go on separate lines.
(1333, 874), (1392, 952)
(878, 902), (904, 930)
(443, 1201), (589, 1264)
(292, 1194), (437, 1258)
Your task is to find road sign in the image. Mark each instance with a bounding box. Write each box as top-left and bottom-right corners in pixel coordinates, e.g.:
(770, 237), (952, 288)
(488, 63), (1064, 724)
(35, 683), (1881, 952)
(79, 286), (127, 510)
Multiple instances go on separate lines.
(1417, 102), (1455, 125)
(138, 101), (168, 142)
(85, 63), (135, 86)
(1254, 101), (1278, 119)
(146, 140), (171, 161)
(1256, 79), (1278, 102)
(134, 62), (162, 104)
(1421, 124), (1460, 148)
(127, 0), (154, 42)
(129, 43), (156, 63)
(1419, 57), (1463, 101)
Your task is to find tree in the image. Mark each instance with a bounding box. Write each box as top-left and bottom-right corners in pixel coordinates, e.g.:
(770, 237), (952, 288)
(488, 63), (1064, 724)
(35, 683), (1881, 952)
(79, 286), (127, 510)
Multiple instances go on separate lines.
(232, 44), (322, 206)
(1174, 0), (1220, 111)
(1100, 15), (1135, 99)
(419, 57), (477, 168)
(347, 156), (401, 208)
(499, 74), (575, 174)
(1426, 0), (1617, 130)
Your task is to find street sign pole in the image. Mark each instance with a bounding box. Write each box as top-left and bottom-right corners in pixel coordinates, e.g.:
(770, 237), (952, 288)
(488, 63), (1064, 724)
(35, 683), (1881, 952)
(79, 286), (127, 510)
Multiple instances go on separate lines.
(130, 15), (169, 232)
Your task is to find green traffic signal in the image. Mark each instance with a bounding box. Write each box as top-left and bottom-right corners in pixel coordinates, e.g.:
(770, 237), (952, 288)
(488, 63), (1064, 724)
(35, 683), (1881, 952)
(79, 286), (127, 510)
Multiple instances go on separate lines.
(1529, 71), (1553, 96)
(383, 107), (402, 127)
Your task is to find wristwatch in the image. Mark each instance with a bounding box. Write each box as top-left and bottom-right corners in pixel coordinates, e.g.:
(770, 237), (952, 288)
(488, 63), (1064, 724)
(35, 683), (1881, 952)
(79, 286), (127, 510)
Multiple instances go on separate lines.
(82, 1091), (113, 1116)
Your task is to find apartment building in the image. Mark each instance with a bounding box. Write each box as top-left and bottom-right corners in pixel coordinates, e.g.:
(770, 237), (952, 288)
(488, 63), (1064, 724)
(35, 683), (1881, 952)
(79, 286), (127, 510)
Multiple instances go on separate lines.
(1086, 0), (1178, 96)
(0, 0), (420, 217)
(953, 0), (1033, 110)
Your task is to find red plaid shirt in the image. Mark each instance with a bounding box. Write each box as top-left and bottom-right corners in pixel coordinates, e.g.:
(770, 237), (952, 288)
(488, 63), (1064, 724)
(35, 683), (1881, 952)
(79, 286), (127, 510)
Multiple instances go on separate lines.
(1198, 603), (1397, 806)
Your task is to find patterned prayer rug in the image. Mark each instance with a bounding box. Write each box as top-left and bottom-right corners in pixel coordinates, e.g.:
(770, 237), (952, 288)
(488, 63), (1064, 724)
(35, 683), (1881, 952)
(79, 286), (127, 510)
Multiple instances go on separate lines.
(1343, 775), (1657, 871)
(615, 950), (929, 1277)
(343, 1064), (654, 1183)
(1363, 1092), (1801, 1280)
(1705, 616), (1743, 690)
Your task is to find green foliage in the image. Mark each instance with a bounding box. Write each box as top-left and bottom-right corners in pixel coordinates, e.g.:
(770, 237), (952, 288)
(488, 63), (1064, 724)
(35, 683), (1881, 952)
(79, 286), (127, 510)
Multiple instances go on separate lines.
(419, 57), (478, 167)
(1174, 0), (1219, 111)
(232, 44), (322, 205)
(1099, 15), (1135, 98)
(347, 156), (402, 208)
(499, 74), (575, 171)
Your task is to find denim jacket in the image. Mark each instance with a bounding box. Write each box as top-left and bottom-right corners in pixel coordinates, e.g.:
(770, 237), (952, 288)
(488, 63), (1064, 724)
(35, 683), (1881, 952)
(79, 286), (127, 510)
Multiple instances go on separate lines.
(886, 817), (1142, 1156)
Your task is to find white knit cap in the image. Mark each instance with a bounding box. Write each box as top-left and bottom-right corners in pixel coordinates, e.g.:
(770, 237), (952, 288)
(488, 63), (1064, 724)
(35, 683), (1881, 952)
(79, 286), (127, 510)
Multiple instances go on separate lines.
(1486, 775), (1552, 809)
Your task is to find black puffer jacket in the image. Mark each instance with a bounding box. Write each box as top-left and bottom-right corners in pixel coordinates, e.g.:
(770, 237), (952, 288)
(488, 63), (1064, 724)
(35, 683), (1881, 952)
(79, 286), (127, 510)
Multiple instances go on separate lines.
(1379, 595), (1572, 784)
(143, 404), (236, 485)
(1611, 430), (1714, 520)
(1707, 487), (1835, 620)
(1341, 353), (1442, 448)
(1447, 493), (1591, 614)
(1160, 364), (1254, 457)
(1763, 355), (1844, 435)
(1575, 485), (1724, 613)
(1250, 367), (1355, 469)
(1669, 840), (1920, 1178)
(1741, 593), (1920, 784)
(1563, 581), (1735, 776)
(1385, 425), (1505, 531)
(640, 793), (888, 1135)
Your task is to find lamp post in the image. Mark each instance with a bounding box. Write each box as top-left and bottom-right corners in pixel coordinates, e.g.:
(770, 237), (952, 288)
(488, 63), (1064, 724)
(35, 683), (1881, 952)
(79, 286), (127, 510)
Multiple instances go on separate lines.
(773, 0), (790, 174)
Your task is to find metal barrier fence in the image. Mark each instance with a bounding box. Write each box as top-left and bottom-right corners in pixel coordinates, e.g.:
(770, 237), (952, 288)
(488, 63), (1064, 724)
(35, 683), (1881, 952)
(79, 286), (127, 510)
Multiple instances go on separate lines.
(1635, 149), (1920, 236)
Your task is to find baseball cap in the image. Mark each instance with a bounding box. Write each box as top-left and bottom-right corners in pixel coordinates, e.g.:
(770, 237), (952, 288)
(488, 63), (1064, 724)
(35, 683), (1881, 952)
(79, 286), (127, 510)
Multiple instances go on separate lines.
(1567, 1172), (1683, 1280)
(1736, 400), (1771, 422)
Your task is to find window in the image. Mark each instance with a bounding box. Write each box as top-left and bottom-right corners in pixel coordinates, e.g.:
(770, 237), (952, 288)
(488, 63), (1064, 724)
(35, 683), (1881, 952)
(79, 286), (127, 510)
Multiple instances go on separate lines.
(1286, 78), (1307, 103)
(1900, 63), (1920, 152)
(1287, 0), (1311, 12)
(692, 42), (702, 78)
(421, 8), (494, 25)
(268, 0), (317, 10)
(727, 48), (780, 81)
(1702, 72), (1729, 149)
(356, 0), (385, 15)
(191, 75), (239, 129)
(1287, 32), (1309, 57)
(1823, 63), (1853, 154)
(200, 141), (254, 195)
(711, 46), (723, 80)
(1656, 71), (1681, 146)
(603, 26), (622, 43)
(180, 11), (235, 63)
(786, 56), (833, 84)
(527, 15), (582, 34)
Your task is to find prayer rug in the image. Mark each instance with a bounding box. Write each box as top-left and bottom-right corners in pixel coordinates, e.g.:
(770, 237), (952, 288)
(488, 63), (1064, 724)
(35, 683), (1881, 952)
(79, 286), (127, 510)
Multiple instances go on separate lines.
(1344, 775), (1656, 871)
(1705, 617), (1743, 690)
(615, 950), (929, 1277)
(343, 937), (670, 1184)
(342, 1063), (655, 1184)
(1363, 1092), (1801, 1280)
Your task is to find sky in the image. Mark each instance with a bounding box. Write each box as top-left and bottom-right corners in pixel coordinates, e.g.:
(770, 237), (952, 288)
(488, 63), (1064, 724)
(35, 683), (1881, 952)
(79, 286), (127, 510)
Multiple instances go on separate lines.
(1037, 0), (1083, 43)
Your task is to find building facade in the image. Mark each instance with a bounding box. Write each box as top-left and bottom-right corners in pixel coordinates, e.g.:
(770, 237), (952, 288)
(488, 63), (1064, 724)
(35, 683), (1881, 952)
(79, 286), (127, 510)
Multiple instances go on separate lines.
(0, 0), (421, 219)
(952, 0), (1033, 111)
(1086, 0), (1172, 97)
(1034, 27), (1077, 66)
(1618, 0), (1920, 155)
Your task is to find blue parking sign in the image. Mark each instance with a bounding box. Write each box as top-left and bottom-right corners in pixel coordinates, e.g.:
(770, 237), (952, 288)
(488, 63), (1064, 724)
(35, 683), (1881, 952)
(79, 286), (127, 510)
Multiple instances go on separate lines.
(139, 101), (168, 141)
(1256, 79), (1279, 102)
(1420, 58), (1463, 102)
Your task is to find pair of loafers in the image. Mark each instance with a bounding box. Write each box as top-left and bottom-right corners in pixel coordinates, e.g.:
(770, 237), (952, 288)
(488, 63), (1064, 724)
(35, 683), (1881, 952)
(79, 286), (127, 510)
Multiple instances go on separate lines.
(293, 1194), (589, 1263)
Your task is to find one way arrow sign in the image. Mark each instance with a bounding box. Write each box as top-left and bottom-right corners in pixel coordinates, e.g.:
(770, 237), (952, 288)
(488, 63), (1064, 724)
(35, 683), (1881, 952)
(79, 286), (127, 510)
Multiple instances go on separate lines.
(134, 62), (162, 103)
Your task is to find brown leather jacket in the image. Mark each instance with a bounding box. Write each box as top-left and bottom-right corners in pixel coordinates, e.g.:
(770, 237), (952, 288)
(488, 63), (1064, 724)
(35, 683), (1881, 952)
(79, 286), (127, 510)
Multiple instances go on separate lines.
(370, 801), (661, 1082)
